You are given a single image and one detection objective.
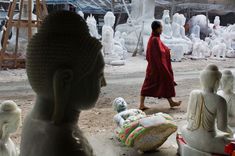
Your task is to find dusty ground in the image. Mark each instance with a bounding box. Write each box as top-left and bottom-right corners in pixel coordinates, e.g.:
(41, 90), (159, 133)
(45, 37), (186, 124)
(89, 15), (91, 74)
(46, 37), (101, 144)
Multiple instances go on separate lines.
(0, 56), (235, 155)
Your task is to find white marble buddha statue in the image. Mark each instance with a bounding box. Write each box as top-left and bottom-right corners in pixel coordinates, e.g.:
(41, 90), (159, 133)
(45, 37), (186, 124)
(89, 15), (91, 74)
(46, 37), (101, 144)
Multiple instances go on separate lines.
(161, 10), (172, 40)
(218, 70), (235, 127)
(102, 12), (115, 56)
(86, 14), (101, 39)
(181, 64), (234, 155)
(211, 16), (223, 39)
(20, 11), (104, 156)
(0, 100), (21, 156)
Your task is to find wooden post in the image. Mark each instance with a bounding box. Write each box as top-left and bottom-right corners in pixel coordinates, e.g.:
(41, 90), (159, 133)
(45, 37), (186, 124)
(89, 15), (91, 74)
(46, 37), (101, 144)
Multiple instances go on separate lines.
(14, 0), (24, 67)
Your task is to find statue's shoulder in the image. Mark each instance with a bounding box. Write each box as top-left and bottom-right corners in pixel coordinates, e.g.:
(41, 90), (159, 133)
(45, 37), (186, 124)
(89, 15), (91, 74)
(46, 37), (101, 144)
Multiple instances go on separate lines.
(190, 89), (202, 96)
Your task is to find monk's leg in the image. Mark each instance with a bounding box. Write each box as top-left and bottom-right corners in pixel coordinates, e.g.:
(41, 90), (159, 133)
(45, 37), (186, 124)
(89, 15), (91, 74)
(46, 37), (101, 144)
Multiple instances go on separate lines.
(167, 98), (181, 108)
(139, 96), (149, 110)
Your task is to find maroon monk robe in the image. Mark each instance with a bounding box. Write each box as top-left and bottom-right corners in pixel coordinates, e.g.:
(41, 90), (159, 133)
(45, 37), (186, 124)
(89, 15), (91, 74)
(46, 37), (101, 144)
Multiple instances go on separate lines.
(141, 32), (176, 98)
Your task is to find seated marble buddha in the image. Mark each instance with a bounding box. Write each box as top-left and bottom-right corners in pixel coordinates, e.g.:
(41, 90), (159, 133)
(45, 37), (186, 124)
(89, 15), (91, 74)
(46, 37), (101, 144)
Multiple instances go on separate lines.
(218, 70), (235, 127)
(181, 64), (234, 155)
(20, 11), (104, 156)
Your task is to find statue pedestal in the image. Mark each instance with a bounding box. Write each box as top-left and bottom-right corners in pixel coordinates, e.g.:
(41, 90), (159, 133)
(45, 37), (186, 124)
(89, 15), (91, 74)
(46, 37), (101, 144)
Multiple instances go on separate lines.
(177, 133), (234, 156)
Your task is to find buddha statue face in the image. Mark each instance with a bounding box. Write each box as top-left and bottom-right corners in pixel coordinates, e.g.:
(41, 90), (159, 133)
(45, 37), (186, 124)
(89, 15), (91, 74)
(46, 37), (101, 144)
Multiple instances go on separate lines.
(221, 70), (234, 93)
(113, 97), (127, 113)
(26, 11), (104, 117)
(200, 64), (222, 92)
(104, 12), (115, 27)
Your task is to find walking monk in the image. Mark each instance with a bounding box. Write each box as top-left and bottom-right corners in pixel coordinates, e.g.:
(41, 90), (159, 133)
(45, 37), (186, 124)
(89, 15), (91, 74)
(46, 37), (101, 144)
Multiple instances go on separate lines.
(140, 21), (181, 110)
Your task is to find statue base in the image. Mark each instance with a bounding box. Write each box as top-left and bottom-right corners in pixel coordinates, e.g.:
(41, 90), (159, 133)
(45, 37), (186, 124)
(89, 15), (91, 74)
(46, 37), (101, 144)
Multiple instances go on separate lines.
(176, 133), (233, 156)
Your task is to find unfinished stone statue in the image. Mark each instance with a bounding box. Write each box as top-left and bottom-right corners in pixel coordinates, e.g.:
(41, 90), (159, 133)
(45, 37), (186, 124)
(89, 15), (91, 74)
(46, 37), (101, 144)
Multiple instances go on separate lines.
(211, 41), (226, 60)
(192, 40), (211, 59)
(20, 11), (104, 156)
(113, 97), (177, 152)
(86, 14), (101, 39)
(0, 100), (21, 156)
(218, 70), (235, 127)
(179, 64), (234, 155)
(8, 0), (37, 55)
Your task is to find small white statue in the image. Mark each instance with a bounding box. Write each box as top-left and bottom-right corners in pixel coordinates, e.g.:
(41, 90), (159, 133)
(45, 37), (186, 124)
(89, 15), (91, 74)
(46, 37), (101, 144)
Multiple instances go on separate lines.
(0, 100), (21, 156)
(192, 40), (211, 59)
(114, 31), (127, 60)
(180, 64), (234, 155)
(102, 12), (125, 65)
(161, 10), (172, 40)
(223, 33), (235, 58)
(217, 70), (235, 127)
(102, 12), (115, 56)
(211, 41), (226, 60)
(86, 14), (101, 39)
(113, 97), (177, 152)
(211, 16), (223, 39)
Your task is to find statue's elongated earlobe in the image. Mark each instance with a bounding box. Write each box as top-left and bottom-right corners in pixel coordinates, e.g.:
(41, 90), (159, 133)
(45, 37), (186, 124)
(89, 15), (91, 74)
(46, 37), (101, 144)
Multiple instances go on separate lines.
(52, 69), (73, 124)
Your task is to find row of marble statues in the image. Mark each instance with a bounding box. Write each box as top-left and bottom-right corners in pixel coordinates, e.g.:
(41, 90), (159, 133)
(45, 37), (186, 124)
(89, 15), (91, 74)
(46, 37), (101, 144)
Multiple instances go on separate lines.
(80, 11), (127, 66)
(113, 0), (235, 62)
(190, 15), (235, 60)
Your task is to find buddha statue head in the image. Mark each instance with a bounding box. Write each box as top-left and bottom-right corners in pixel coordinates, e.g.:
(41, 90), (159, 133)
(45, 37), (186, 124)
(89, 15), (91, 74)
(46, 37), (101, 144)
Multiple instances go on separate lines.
(172, 13), (180, 24)
(113, 97), (127, 113)
(0, 100), (21, 141)
(26, 11), (104, 124)
(104, 12), (115, 27)
(179, 14), (186, 26)
(162, 10), (171, 24)
(200, 64), (222, 93)
(220, 70), (234, 93)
